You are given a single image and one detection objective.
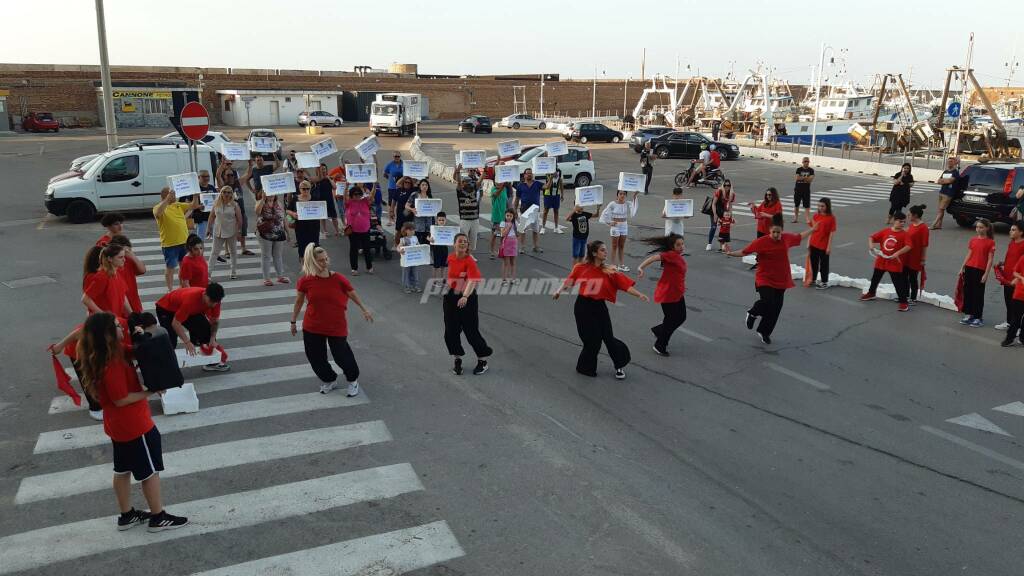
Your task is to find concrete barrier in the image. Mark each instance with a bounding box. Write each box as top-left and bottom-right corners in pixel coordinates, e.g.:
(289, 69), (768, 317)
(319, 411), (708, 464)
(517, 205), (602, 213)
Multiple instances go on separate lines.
(410, 136), (457, 184)
(741, 146), (944, 182)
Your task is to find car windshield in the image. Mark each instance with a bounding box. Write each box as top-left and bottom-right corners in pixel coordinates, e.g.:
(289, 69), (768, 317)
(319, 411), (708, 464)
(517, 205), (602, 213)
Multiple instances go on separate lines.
(373, 104), (398, 115)
(80, 155), (103, 172)
(36, 113), (54, 121)
(251, 131), (275, 138)
(518, 148), (546, 162)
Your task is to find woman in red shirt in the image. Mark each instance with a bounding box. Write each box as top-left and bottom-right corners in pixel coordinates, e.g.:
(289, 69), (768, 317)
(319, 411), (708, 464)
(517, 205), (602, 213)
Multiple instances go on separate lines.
(82, 244), (131, 318)
(444, 233), (493, 376)
(290, 245), (372, 396)
(746, 187), (783, 270)
(178, 233), (209, 289)
(108, 234), (146, 313)
(904, 204), (929, 303)
(806, 198), (836, 288)
(727, 214), (815, 344)
(1003, 235), (1024, 347)
(554, 240), (649, 378)
(637, 234), (686, 356)
(860, 212), (912, 310)
(959, 218), (996, 327)
(997, 221), (1024, 331)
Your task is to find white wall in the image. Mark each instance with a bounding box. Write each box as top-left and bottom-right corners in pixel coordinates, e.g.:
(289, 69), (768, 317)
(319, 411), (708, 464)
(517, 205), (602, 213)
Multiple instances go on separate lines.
(220, 94), (338, 127)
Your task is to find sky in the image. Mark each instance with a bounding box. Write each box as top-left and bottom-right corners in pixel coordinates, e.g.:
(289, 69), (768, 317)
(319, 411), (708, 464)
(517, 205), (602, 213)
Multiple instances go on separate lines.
(3, 0), (1023, 90)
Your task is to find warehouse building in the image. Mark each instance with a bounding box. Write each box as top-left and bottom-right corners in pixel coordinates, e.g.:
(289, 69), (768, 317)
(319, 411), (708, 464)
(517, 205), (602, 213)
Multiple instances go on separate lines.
(218, 89), (339, 127)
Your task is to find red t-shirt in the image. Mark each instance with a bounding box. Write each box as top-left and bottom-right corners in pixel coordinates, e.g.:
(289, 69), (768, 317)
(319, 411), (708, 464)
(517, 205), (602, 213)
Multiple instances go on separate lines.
(297, 272), (353, 337)
(84, 270), (128, 317)
(808, 214), (836, 250)
(118, 265), (143, 313)
(179, 253), (209, 289)
(155, 287), (221, 322)
(718, 216), (734, 234)
(96, 234), (111, 247)
(965, 237), (996, 271)
(754, 201), (783, 235)
(447, 254), (482, 292)
(1001, 239), (1024, 286)
(95, 357), (153, 442)
(904, 222), (929, 271)
(870, 228), (907, 273)
(567, 263), (635, 303)
(1014, 257), (1024, 301)
(742, 233), (802, 289)
(709, 150), (721, 168)
(654, 251), (686, 303)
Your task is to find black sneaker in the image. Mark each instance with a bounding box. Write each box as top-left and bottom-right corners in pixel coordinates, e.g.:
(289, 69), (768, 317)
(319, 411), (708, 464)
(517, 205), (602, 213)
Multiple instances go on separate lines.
(148, 510), (188, 532)
(472, 360), (488, 375)
(614, 368), (626, 380)
(745, 312), (756, 330)
(1001, 338), (1016, 348)
(217, 256), (227, 263)
(758, 332), (771, 345)
(116, 508), (151, 531)
(452, 358), (463, 376)
(652, 345), (669, 356)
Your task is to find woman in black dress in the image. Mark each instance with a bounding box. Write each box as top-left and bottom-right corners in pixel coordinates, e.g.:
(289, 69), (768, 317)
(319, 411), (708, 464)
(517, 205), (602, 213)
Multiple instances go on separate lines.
(288, 180), (321, 260)
(888, 163), (914, 225)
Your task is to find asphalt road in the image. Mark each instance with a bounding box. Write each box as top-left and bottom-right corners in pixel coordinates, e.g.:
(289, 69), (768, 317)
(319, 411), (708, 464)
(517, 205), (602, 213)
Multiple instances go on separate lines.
(0, 123), (1022, 575)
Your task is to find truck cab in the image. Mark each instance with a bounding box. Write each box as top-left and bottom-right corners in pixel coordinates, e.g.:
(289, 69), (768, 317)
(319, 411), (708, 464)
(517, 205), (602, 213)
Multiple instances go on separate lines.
(370, 93), (421, 136)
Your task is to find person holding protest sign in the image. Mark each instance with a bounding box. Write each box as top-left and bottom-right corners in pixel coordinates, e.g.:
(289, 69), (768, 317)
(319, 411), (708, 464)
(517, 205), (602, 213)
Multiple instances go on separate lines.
(444, 233), (493, 376)
(541, 171), (565, 235)
(405, 179), (436, 245)
(637, 234), (687, 356)
(217, 159), (255, 256)
(345, 184), (374, 275)
(393, 177), (417, 231)
(255, 191), (289, 287)
(312, 163), (341, 238)
(206, 185), (243, 280)
(515, 168), (544, 254)
(599, 189), (640, 271)
(455, 165), (482, 251)
(384, 153), (404, 225)
(289, 181), (321, 260)
(153, 188), (200, 292)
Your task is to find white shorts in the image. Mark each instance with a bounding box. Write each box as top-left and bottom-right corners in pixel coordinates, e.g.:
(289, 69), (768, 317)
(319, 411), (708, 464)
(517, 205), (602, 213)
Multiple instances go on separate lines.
(610, 222), (628, 237)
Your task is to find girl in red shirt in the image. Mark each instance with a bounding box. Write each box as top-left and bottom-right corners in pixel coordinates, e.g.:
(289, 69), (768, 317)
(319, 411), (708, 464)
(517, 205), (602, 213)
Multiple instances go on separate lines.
(553, 240), (649, 379)
(806, 198), (836, 288)
(997, 222), (1024, 331)
(290, 246), (372, 396)
(82, 244), (131, 318)
(861, 212), (912, 310)
(747, 187), (783, 270)
(443, 233), (493, 376)
(904, 204), (929, 303)
(108, 234), (146, 313)
(637, 234), (686, 356)
(727, 214), (815, 344)
(959, 218), (996, 327)
(178, 233), (209, 289)
(1003, 235), (1024, 346)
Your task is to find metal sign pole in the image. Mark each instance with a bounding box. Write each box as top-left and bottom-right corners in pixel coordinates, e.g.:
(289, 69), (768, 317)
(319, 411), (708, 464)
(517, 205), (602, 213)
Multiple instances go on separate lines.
(188, 140), (196, 173)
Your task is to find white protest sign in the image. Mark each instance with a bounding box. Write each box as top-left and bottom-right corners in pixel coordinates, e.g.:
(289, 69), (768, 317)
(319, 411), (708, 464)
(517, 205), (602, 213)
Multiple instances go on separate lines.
(430, 225), (460, 246)
(459, 150), (486, 169)
(497, 139), (521, 157)
(575, 185), (604, 206)
(345, 163), (377, 183)
(220, 142), (250, 161)
(400, 243), (431, 267)
(355, 135), (380, 161)
(664, 198), (694, 218)
(260, 172), (295, 196)
(618, 172), (646, 193)
(297, 201), (328, 220)
(249, 137), (277, 153)
(200, 193), (217, 212)
(311, 138), (338, 159)
(495, 164), (520, 183)
(167, 172), (200, 199)
(544, 140), (568, 157)
(532, 156), (556, 176)
(403, 160), (429, 179)
(518, 204), (539, 229)
(415, 197), (442, 218)
(294, 152), (320, 169)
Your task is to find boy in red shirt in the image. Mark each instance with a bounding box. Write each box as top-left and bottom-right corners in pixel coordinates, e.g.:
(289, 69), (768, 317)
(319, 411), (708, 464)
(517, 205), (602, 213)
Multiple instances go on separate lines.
(178, 234), (209, 289)
(860, 212), (912, 311)
(717, 210), (735, 253)
(96, 212), (125, 247)
(154, 283), (228, 371)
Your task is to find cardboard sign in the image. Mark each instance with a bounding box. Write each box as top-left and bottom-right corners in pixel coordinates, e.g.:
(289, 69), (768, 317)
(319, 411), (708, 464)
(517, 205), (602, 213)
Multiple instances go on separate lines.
(249, 137), (278, 153)
(400, 243), (431, 267)
(200, 193), (217, 212)
(497, 139), (521, 157)
(430, 225), (460, 246)
(221, 142), (250, 161)
(495, 164), (520, 183)
(403, 160), (429, 179)
(260, 172), (295, 196)
(345, 163), (377, 183)
(532, 156), (556, 176)
(167, 172), (200, 199)
(575, 185), (604, 206)
(618, 172), (646, 193)
(355, 135), (380, 161)
(294, 152), (320, 169)
(311, 137), (338, 159)
(544, 140), (568, 157)
(297, 201), (328, 220)
(518, 204), (539, 229)
(459, 150), (486, 169)
(664, 198), (694, 218)
(414, 197), (442, 217)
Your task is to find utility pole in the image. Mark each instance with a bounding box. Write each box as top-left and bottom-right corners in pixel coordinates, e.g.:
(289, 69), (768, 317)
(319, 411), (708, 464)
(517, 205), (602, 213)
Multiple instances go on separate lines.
(592, 66), (597, 119)
(623, 77), (629, 119)
(641, 48), (646, 85)
(539, 74), (545, 117)
(94, 0), (118, 150)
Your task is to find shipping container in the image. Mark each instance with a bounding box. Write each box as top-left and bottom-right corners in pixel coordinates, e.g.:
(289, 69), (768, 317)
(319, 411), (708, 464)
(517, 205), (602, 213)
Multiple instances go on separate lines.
(341, 91), (384, 122)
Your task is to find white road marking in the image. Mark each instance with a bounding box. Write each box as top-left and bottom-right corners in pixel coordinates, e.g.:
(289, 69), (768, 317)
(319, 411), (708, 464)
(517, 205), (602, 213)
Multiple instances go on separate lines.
(834, 242), (855, 249)
(920, 425), (1024, 474)
(219, 304), (295, 319)
(763, 362), (830, 390)
(678, 327), (713, 342)
(142, 289), (295, 309)
(538, 411), (583, 441)
(945, 413), (1013, 437)
(135, 266), (265, 284)
(137, 251), (261, 263)
(0, 464), (423, 575)
(138, 278), (289, 296)
(993, 401), (1024, 417)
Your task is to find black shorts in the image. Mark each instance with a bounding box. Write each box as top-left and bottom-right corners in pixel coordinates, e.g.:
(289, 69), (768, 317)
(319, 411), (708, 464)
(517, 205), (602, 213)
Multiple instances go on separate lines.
(793, 188), (811, 208)
(718, 232), (731, 243)
(112, 426), (164, 482)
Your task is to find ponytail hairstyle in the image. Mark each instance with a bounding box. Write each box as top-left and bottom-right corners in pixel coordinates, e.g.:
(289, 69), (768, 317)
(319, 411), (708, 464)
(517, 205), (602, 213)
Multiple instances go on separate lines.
(76, 312), (122, 399)
(976, 217), (994, 239)
(642, 234), (683, 254)
(83, 245), (103, 287)
(301, 244), (328, 277)
(584, 240), (606, 266)
(98, 244), (125, 276)
(818, 197), (832, 215)
(770, 213), (785, 229)
(908, 204), (927, 218)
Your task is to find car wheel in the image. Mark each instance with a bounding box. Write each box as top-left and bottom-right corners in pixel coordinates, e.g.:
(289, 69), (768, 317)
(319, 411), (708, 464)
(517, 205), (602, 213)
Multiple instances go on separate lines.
(954, 214), (975, 229)
(512, 122), (520, 129)
(66, 199), (97, 224)
(538, 122), (547, 130)
(655, 146), (670, 159)
(574, 173), (592, 187)
(333, 120), (341, 127)
(611, 135), (621, 143)
(579, 136), (588, 144)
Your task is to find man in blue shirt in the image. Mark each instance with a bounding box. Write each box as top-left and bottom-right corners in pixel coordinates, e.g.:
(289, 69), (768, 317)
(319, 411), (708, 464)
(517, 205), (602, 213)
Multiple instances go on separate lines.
(384, 153), (404, 225)
(515, 168), (545, 253)
(931, 156), (961, 230)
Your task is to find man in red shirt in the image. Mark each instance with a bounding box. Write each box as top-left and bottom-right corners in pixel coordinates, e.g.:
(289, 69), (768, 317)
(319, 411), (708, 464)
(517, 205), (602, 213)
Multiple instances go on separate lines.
(154, 283), (227, 371)
(96, 213), (125, 247)
(860, 213), (912, 310)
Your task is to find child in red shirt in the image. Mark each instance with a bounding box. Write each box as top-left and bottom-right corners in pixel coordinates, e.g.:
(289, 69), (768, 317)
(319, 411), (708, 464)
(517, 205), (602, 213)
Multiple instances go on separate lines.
(959, 218), (996, 327)
(178, 234), (209, 289)
(861, 212), (912, 310)
(717, 211), (735, 253)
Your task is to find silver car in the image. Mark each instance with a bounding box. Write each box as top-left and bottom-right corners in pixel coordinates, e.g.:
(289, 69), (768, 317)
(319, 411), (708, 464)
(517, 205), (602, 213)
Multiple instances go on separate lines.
(500, 114), (547, 130)
(297, 110), (343, 127)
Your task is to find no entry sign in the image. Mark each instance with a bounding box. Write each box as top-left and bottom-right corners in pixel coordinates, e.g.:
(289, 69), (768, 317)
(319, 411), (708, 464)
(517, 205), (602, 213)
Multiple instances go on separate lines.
(179, 102), (210, 141)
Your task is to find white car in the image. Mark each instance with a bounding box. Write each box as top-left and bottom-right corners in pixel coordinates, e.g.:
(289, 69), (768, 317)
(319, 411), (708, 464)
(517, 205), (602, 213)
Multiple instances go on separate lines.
(68, 131), (232, 171)
(162, 130), (233, 150)
(244, 128), (283, 157)
(500, 114), (547, 130)
(297, 110), (343, 127)
(504, 145), (595, 188)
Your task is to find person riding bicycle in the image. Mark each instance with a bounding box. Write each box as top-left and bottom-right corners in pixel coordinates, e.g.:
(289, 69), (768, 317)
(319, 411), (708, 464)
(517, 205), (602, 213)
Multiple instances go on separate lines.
(687, 145), (720, 186)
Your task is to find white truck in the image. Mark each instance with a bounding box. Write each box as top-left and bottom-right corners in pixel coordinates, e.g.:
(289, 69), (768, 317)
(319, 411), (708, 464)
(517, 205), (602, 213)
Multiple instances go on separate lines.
(370, 93), (422, 136)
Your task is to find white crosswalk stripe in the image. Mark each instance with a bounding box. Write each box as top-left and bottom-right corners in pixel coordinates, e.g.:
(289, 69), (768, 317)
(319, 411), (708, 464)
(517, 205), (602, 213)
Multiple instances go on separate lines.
(138, 277), (286, 295)
(136, 266), (266, 284)
(137, 251), (262, 263)
(142, 288), (295, 309)
(731, 181), (939, 218)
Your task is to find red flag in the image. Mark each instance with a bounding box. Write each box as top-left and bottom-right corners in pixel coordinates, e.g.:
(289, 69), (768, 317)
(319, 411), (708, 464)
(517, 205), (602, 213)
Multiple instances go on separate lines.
(200, 344), (228, 364)
(51, 355), (81, 406)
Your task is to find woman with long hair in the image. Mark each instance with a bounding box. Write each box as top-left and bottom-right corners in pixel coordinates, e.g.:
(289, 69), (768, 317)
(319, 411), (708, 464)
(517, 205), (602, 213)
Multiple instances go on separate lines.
(312, 163), (341, 237)
(290, 245), (372, 396)
(958, 217), (996, 327)
(637, 234), (687, 355)
(82, 244), (131, 317)
(860, 212), (912, 311)
(904, 204), (929, 303)
(207, 185), (243, 279)
(706, 179), (736, 251)
(807, 198), (836, 289)
(889, 163), (914, 225)
(747, 187), (783, 270)
(444, 233), (493, 376)
(289, 181), (321, 260)
(345, 183), (374, 275)
(255, 191), (288, 287)
(106, 234), (146, 313)
(553, 240), (649, 378)
(405, 178), (435, 245)
(598, 189), (640, 271)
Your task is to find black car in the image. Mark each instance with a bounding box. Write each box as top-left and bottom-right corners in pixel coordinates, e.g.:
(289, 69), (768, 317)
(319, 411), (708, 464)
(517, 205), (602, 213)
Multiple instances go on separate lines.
(459, 115), (492, 134)
(947, 162), (1024, 228)
(569, 122), (623, 144)
(649, 131), (740, 160)
(630, 126), (674, 151)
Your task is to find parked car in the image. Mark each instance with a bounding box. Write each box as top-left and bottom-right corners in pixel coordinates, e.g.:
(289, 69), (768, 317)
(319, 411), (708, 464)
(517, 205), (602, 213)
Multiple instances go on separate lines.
(648, 131), (740, 160)
(297, 110), (343, 127)
(163, 130), (233, 150)
(568, 122), (623, 144)
(244, 128), (283, 160)
(630, 126), (674, 151)
(500, 145), (595, 188)
(23, 111), (60, 132)
(70, 139), (179, 171)
(458, 115), (492, 133)
(500, 114), (547, 130)
(561, 122), (577, 139)
(947, 162), (1024, 228)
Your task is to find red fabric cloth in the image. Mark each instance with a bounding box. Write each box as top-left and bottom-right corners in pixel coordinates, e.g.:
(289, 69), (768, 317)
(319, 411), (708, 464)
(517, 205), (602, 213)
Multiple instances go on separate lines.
(654, 251), (686, 303)
(84, 271), (128, 317)
(742, 233), (802, 290)
(446, 254), (482, 292)
(753, 201), (783, 235)
(51, 355), (81, 406)
(95, 358), (153, 442)
(965, 237), (996, 271)
(808, 214), (836, 250)
(567, 263), (635, 303)
(118, 264), (143, 313)
(178, 253), (209, 289)
(904, 223), (929, 271)
(297, 273), (354, 337)
(156, 287), (221, 322)
(955, 272), (965, 312)
(870, 228), (907, 273)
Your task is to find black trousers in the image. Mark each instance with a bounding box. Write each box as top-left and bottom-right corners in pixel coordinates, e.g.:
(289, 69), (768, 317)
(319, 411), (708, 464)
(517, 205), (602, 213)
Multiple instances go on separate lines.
(442, 291), (492, 358)
(1007, 298), (1024, 341)
(653, 298), (686, 350)
(962, 266), (986, 318)
(302, 330), (359, 383)
(348, 232), (373, 271)
(905, 266), (922, 300)
(642, 165), (653, 194)
(868, 268), (909, 304)
(155, 306), (211, 349)
(574, 296), (630, 376)
(749, 286), (786, 337)
(809, 246), (829, 284)
(1004, 285), (1016, 323)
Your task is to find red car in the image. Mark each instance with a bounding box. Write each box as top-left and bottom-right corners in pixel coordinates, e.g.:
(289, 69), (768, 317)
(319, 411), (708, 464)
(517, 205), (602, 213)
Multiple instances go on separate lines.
(23, 112), (60, 132)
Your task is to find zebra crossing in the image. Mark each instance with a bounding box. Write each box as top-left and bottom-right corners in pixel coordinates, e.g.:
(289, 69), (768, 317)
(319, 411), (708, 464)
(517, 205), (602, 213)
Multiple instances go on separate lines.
(3, 243), (465, 575)
(733, 179), (939, 217)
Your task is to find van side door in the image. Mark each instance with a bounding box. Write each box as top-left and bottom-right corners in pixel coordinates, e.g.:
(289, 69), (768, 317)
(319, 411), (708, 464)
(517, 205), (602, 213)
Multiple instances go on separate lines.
(141, 150), (183, 209)
(95, 154), (142, 211)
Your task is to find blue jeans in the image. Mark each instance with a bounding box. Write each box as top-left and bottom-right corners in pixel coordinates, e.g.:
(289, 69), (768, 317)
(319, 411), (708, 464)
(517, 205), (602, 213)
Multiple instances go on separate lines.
(195, 220), (208, 240)
(572, 237), (587, 259)
(402, 265), (418, 290)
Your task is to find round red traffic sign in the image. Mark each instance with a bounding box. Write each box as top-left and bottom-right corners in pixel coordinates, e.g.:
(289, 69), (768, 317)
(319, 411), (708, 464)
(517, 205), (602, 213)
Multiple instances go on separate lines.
(180, 101), (210, 141)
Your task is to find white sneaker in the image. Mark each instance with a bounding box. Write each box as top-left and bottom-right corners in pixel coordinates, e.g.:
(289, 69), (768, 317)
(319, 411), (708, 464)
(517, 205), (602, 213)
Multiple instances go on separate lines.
(995, 322), (1010, 331)
(539, 227), (546, 235)
(319, 382), (337, 394)
(614, 369), (626, 380)
(88, 410), (103, 421)
(346, 381), (360, 397)
(620, 265), (630, 272)
(705, 243), (713, 251)
(555, 226), (565, 234)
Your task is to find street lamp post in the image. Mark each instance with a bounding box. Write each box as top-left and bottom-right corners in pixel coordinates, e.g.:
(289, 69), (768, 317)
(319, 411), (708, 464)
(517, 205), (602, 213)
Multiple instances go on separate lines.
(592, 66), (597, 119)
(540, 74), (545, 117)
(94, 0), (118, 151)
(810, 42), (836, 156)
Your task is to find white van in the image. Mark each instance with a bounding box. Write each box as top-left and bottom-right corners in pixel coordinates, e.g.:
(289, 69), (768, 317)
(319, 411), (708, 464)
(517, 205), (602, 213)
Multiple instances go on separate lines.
(45, 143), (219, 222)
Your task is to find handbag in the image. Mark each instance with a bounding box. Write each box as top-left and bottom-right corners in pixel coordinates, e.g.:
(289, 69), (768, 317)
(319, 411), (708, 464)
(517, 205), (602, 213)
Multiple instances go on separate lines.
(700, 196), (713, 216)
(256, 218), (274, 235)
